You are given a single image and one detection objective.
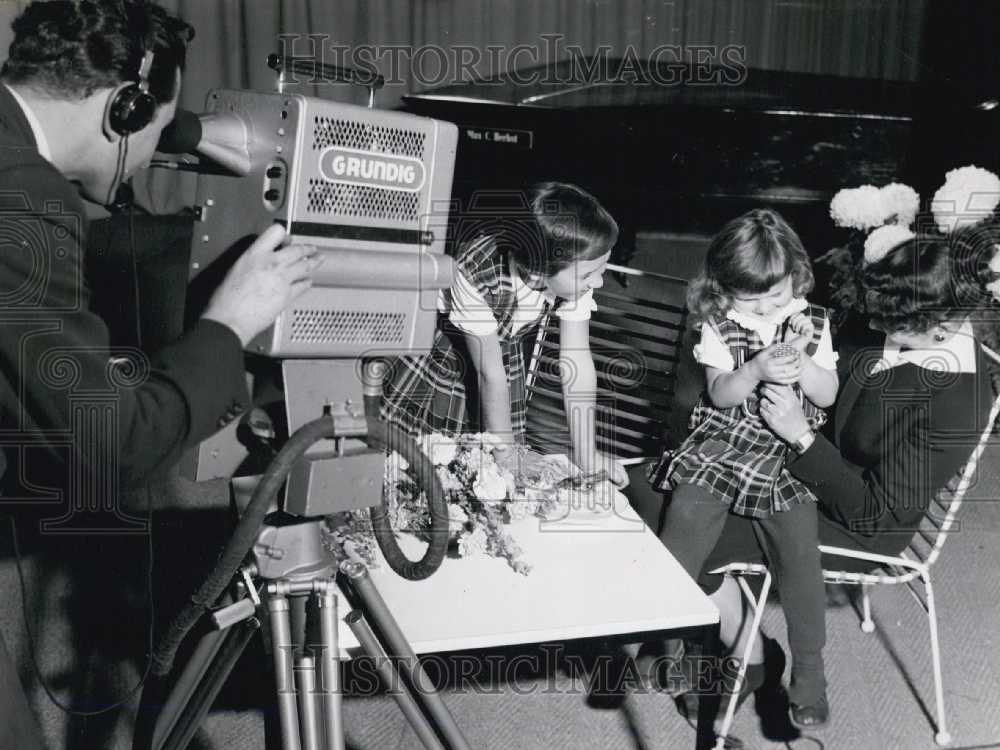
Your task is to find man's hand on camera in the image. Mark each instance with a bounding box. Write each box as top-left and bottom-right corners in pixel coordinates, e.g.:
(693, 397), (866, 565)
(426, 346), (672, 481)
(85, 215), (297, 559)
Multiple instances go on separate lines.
(202, 224), (320, 346)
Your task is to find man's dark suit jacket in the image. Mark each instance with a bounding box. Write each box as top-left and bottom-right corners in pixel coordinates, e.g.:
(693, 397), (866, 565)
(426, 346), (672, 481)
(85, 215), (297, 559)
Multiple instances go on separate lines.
(0, 83), (250, 749)
(0, 83), (249, 498)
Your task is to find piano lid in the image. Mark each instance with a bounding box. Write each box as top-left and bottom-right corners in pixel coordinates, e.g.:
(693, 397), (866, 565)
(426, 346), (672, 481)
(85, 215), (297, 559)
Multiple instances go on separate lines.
(403, 57), (918, 120)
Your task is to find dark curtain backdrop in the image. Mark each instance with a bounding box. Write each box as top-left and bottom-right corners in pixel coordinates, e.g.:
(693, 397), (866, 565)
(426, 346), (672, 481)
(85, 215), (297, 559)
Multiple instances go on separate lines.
(0, 0), (928, 213)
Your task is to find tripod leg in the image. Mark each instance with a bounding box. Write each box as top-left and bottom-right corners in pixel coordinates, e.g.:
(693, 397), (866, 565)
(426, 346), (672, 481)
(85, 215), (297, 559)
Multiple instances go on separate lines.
(143, 617), (260, 750)
(316, 588), (345, 750)
(268, 596), (303, 750)
(294, 655), (322, 750)
(346, 611), (446, 750)
(341, 561), (471, 750)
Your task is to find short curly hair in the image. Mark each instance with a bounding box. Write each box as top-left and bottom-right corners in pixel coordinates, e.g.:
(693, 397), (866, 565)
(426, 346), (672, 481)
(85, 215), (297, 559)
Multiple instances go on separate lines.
(2, 0), (194, 104)
(861, 229), (994, 334)
(687, 208), (814, 327)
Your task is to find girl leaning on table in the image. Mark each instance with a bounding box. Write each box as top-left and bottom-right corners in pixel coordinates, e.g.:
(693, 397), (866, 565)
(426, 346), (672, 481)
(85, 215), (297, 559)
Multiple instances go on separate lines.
(380, 181), (627, 485)
(648, 208), (837, 725)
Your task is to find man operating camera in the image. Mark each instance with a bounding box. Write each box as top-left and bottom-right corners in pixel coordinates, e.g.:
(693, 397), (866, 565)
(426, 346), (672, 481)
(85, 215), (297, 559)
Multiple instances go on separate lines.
(0, 2), (319, 746)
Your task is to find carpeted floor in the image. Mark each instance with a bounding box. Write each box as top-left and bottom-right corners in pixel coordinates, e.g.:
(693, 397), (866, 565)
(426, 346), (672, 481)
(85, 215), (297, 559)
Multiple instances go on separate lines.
(4, 440), (1000, 750)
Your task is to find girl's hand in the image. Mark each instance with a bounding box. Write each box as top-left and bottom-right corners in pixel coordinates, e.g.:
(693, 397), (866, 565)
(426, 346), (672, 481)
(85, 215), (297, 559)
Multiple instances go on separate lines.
(600, 453), (630, 488)
(758, 383), (811, 442)
(783, 312), (815, 353)
(577, 453), (629, 488)
(750, 343), (801, 385)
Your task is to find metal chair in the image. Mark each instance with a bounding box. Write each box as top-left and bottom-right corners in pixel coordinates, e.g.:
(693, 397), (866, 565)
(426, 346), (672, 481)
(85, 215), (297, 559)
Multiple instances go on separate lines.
(711, 358), (1000, 749)
(524, 263), (1000, 747)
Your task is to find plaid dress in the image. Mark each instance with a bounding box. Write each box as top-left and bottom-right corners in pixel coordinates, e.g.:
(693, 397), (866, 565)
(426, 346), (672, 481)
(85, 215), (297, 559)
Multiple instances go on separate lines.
(648, 304), (830, 518)
(380, 236), (549, 439)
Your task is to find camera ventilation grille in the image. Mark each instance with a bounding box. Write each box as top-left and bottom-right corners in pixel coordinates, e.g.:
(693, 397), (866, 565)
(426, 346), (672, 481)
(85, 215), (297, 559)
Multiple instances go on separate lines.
(306, 180), (420, 221)
(312, 117), (426, 159)
(290, 309), (407, 345)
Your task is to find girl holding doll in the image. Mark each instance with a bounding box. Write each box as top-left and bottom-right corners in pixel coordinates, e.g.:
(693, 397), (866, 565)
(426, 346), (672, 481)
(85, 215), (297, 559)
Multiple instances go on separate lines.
(649, 208), (838, 724)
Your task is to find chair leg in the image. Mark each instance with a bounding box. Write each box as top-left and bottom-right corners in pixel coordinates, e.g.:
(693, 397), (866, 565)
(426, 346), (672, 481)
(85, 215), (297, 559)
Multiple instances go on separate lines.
(860, 584), (875, 633)
(924, 575), (951, 746)
(715, 570), (772, 750)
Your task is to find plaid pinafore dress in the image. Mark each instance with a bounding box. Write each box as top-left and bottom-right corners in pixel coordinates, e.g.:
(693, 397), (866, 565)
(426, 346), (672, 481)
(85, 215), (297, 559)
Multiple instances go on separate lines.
(648, 304), (830, 518)
(380, 236), (549, 439)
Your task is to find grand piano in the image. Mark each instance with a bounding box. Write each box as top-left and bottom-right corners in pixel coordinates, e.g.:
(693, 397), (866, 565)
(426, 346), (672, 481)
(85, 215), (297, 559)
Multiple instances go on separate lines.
(399, 57), (999, 269)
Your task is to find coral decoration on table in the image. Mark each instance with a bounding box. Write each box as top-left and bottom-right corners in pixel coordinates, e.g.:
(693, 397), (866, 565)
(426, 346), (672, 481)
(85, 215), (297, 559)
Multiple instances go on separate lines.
(325, 434), (613, 576)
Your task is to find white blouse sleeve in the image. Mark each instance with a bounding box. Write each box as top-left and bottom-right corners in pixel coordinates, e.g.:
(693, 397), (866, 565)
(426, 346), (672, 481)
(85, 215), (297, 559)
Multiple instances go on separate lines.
(810, 317), (839, 370)
(692, 321), (735, 371)
(446, 269), (499, 336)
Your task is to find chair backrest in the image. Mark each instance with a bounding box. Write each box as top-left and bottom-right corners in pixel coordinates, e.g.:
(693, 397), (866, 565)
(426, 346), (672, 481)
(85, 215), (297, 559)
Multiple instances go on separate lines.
(909, 350), (1000, 568)
(524, 264), (691, 459)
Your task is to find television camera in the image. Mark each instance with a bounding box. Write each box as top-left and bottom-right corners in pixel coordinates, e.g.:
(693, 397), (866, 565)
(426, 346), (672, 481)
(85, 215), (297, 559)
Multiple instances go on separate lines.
(170, 66), (459, 572)
(138, 57), (472, 750)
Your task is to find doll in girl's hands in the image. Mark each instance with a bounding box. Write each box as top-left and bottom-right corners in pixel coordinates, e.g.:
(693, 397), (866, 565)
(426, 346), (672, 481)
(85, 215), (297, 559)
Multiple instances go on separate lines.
(782, 311), (816, 353)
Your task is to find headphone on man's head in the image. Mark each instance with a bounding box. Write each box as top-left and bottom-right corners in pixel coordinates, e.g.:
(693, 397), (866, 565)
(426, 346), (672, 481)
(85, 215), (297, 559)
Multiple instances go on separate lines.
(106, 48), (157, 136)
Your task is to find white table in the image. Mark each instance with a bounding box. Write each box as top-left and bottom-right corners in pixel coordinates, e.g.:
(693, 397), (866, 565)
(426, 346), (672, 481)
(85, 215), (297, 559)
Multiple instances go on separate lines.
(216, 479), (718, 750)
(336, 489), (718, 654)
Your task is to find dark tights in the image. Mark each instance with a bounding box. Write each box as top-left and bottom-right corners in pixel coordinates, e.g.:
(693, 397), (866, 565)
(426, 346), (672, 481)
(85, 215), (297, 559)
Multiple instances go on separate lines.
(659, 482), (827, 706)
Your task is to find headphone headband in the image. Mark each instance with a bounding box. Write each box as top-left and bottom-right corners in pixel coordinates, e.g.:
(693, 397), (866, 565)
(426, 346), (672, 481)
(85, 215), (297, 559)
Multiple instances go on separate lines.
(136, 49), (153, 91)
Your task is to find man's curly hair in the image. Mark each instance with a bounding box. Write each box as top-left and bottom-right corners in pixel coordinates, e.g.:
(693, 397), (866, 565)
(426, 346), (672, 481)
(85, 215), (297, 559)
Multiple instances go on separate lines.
(2, 0), (194, 104)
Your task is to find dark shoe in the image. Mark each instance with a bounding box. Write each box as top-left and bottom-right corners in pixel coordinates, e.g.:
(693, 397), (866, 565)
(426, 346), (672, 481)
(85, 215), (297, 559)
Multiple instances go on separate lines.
(578, 640), (630, 709)
(583, 660), (628, 710)
(677, 661), (763, 721)
(790, 693), (830, 729)
(677, 690), (700, 721)
(636, 638), (698, 696)
(758, 636), (786, 695)
(678, 636), (786, 722)
(725, 662), (765, 715)
(824, 582), (855, 608)
(755, 639), (798, 741)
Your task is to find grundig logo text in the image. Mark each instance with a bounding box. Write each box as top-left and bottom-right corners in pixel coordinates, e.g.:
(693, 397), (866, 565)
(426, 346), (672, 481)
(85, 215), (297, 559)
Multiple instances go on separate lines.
(318, 147), (425, 192)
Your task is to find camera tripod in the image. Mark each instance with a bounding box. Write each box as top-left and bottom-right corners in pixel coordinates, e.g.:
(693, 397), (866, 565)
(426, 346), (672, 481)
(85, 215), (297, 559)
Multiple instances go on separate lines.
(135, 513), (471, 750)
(134, 413), (471, 750)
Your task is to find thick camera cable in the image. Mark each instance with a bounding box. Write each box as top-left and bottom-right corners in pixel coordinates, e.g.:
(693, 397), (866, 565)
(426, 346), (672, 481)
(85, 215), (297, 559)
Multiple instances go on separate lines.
(150, 416), (341, 676)
(151, 418), (450, 676)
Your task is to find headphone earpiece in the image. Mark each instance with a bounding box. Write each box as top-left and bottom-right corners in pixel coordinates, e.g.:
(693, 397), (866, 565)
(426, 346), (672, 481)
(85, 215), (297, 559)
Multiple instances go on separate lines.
(107, 49), (156, 137)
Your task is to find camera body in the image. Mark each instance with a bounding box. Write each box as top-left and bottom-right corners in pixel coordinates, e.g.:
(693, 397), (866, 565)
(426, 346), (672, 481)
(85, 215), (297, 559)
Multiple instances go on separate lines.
(190, 89), (457, 358)
(181, 91), (459, 513)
